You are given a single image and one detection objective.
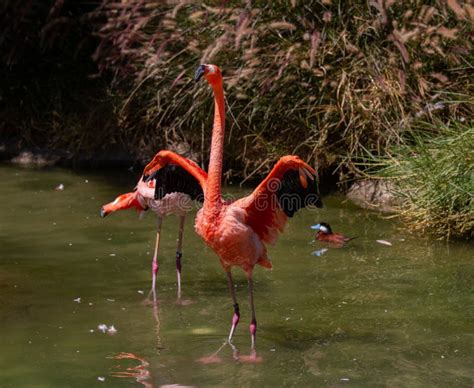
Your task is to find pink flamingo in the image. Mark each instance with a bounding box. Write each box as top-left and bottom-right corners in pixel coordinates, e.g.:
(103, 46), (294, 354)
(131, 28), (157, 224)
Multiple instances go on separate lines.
(143, 64), (322, 353)
(100, 152), (207, 299)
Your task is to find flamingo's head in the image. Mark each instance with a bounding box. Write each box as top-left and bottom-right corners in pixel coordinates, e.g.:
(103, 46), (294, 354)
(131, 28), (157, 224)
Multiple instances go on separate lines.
(100, 192), (145, 218)
(194, 64), (222, 84)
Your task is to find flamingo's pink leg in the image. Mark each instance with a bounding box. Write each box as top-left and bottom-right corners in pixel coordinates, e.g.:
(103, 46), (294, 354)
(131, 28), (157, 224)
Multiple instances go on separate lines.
(248, 276), (257, 350)
(234, 275), (263, 363)
(226, 271), (240, 343)
(149, 218), (163, 301)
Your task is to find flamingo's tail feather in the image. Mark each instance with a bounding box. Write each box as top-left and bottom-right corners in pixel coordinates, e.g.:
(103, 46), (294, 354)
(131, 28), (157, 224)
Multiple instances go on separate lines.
(257, 257), (272, 269)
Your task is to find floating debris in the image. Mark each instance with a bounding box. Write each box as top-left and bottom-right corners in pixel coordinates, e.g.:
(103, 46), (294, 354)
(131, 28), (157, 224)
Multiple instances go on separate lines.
(376, 239), (392, 246)
(340, 378), (350, 381)
(55, 183), (64, 191)
(73, 297), (81, 303)
(97, 324), (108, 333)
(97, 376), (105, 382)
(97, 324), (118, 335)
(109, 253), (116, 257)
(137, 290), (144, 295)
(312, 248), (328, 257)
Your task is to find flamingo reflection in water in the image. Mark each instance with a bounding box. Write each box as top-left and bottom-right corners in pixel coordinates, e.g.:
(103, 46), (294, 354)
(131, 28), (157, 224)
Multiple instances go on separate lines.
(111, 352), (152, 388)
(110, 301), (161, 386)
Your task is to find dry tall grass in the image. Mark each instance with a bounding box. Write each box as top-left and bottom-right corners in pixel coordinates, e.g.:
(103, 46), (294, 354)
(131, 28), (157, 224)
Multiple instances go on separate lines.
(88, 0), (473, 177)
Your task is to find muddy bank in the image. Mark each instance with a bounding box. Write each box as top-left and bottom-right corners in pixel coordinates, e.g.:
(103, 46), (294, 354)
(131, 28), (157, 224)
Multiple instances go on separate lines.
(0, 140), (136, 169)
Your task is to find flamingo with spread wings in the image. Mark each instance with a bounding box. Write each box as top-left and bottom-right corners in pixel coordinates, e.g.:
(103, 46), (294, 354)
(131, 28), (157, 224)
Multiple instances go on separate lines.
(100, 152), (207, 299)
(143, 64), (322, 354)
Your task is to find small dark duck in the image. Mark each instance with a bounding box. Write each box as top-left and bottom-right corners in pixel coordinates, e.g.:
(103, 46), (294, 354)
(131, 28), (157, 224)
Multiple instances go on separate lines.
(311, 222), (354, 247)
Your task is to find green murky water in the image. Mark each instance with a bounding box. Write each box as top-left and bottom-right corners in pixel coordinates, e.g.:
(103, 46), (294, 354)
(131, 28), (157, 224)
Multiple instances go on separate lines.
(0, 164), (472, 387)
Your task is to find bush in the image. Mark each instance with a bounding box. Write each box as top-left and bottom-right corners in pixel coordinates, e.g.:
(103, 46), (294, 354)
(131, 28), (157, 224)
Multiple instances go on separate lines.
(1, 1), (473, 179)
(368, 119), (473, 239)
(89, 0), (473, 175)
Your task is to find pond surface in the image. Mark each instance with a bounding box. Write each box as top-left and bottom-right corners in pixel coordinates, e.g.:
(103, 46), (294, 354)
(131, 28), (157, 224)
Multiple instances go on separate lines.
(0, 164), (472, 387)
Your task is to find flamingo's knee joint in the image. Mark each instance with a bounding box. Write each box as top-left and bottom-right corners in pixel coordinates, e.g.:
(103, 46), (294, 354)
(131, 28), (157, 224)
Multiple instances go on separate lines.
(232, 303), (240, 325)
(176, 251), (182, 272)
(250, 318), (257, 335)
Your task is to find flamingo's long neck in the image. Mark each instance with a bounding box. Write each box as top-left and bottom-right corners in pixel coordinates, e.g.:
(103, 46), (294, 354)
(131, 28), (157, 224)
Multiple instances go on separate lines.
(204, 79), (225, 217)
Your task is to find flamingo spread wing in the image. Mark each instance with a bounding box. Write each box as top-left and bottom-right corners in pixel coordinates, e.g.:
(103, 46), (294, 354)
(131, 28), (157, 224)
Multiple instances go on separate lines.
(148, 164), (205, 203)
(236, 155), (322, 245)
(101, 151), (207, 217)
(143, 150), (207, 191)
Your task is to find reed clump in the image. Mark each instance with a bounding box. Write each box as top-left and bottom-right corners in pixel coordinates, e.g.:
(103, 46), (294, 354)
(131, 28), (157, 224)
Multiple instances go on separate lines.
(366, 119), (473, 239)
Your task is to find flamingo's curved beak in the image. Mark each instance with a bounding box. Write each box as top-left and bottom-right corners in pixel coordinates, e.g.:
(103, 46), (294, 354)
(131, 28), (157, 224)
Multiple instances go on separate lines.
(194, 65), (206, 82)
(100, 207), (108, 218)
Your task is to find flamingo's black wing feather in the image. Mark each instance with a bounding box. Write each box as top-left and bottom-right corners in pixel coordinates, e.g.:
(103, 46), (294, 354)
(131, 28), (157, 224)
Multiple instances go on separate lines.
(276, 169), (323, 217)
(147, 164), (204, 202)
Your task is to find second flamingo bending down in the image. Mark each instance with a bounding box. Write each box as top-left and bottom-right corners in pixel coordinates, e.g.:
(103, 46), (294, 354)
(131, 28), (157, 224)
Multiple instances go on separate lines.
(143, 64), (323, 353)
(100, 152), (207, 299)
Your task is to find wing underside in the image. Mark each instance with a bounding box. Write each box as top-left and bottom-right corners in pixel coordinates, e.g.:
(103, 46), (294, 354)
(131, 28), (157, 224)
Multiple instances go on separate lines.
(147, 164), (204, 202)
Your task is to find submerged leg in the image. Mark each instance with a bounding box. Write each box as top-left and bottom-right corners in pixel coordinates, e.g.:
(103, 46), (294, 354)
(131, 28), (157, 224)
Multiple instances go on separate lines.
(238, 274), (262, 363)
(175, 215), (185, 297)
(149, 217), (163, 300)
(226, 271), (240, 343)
